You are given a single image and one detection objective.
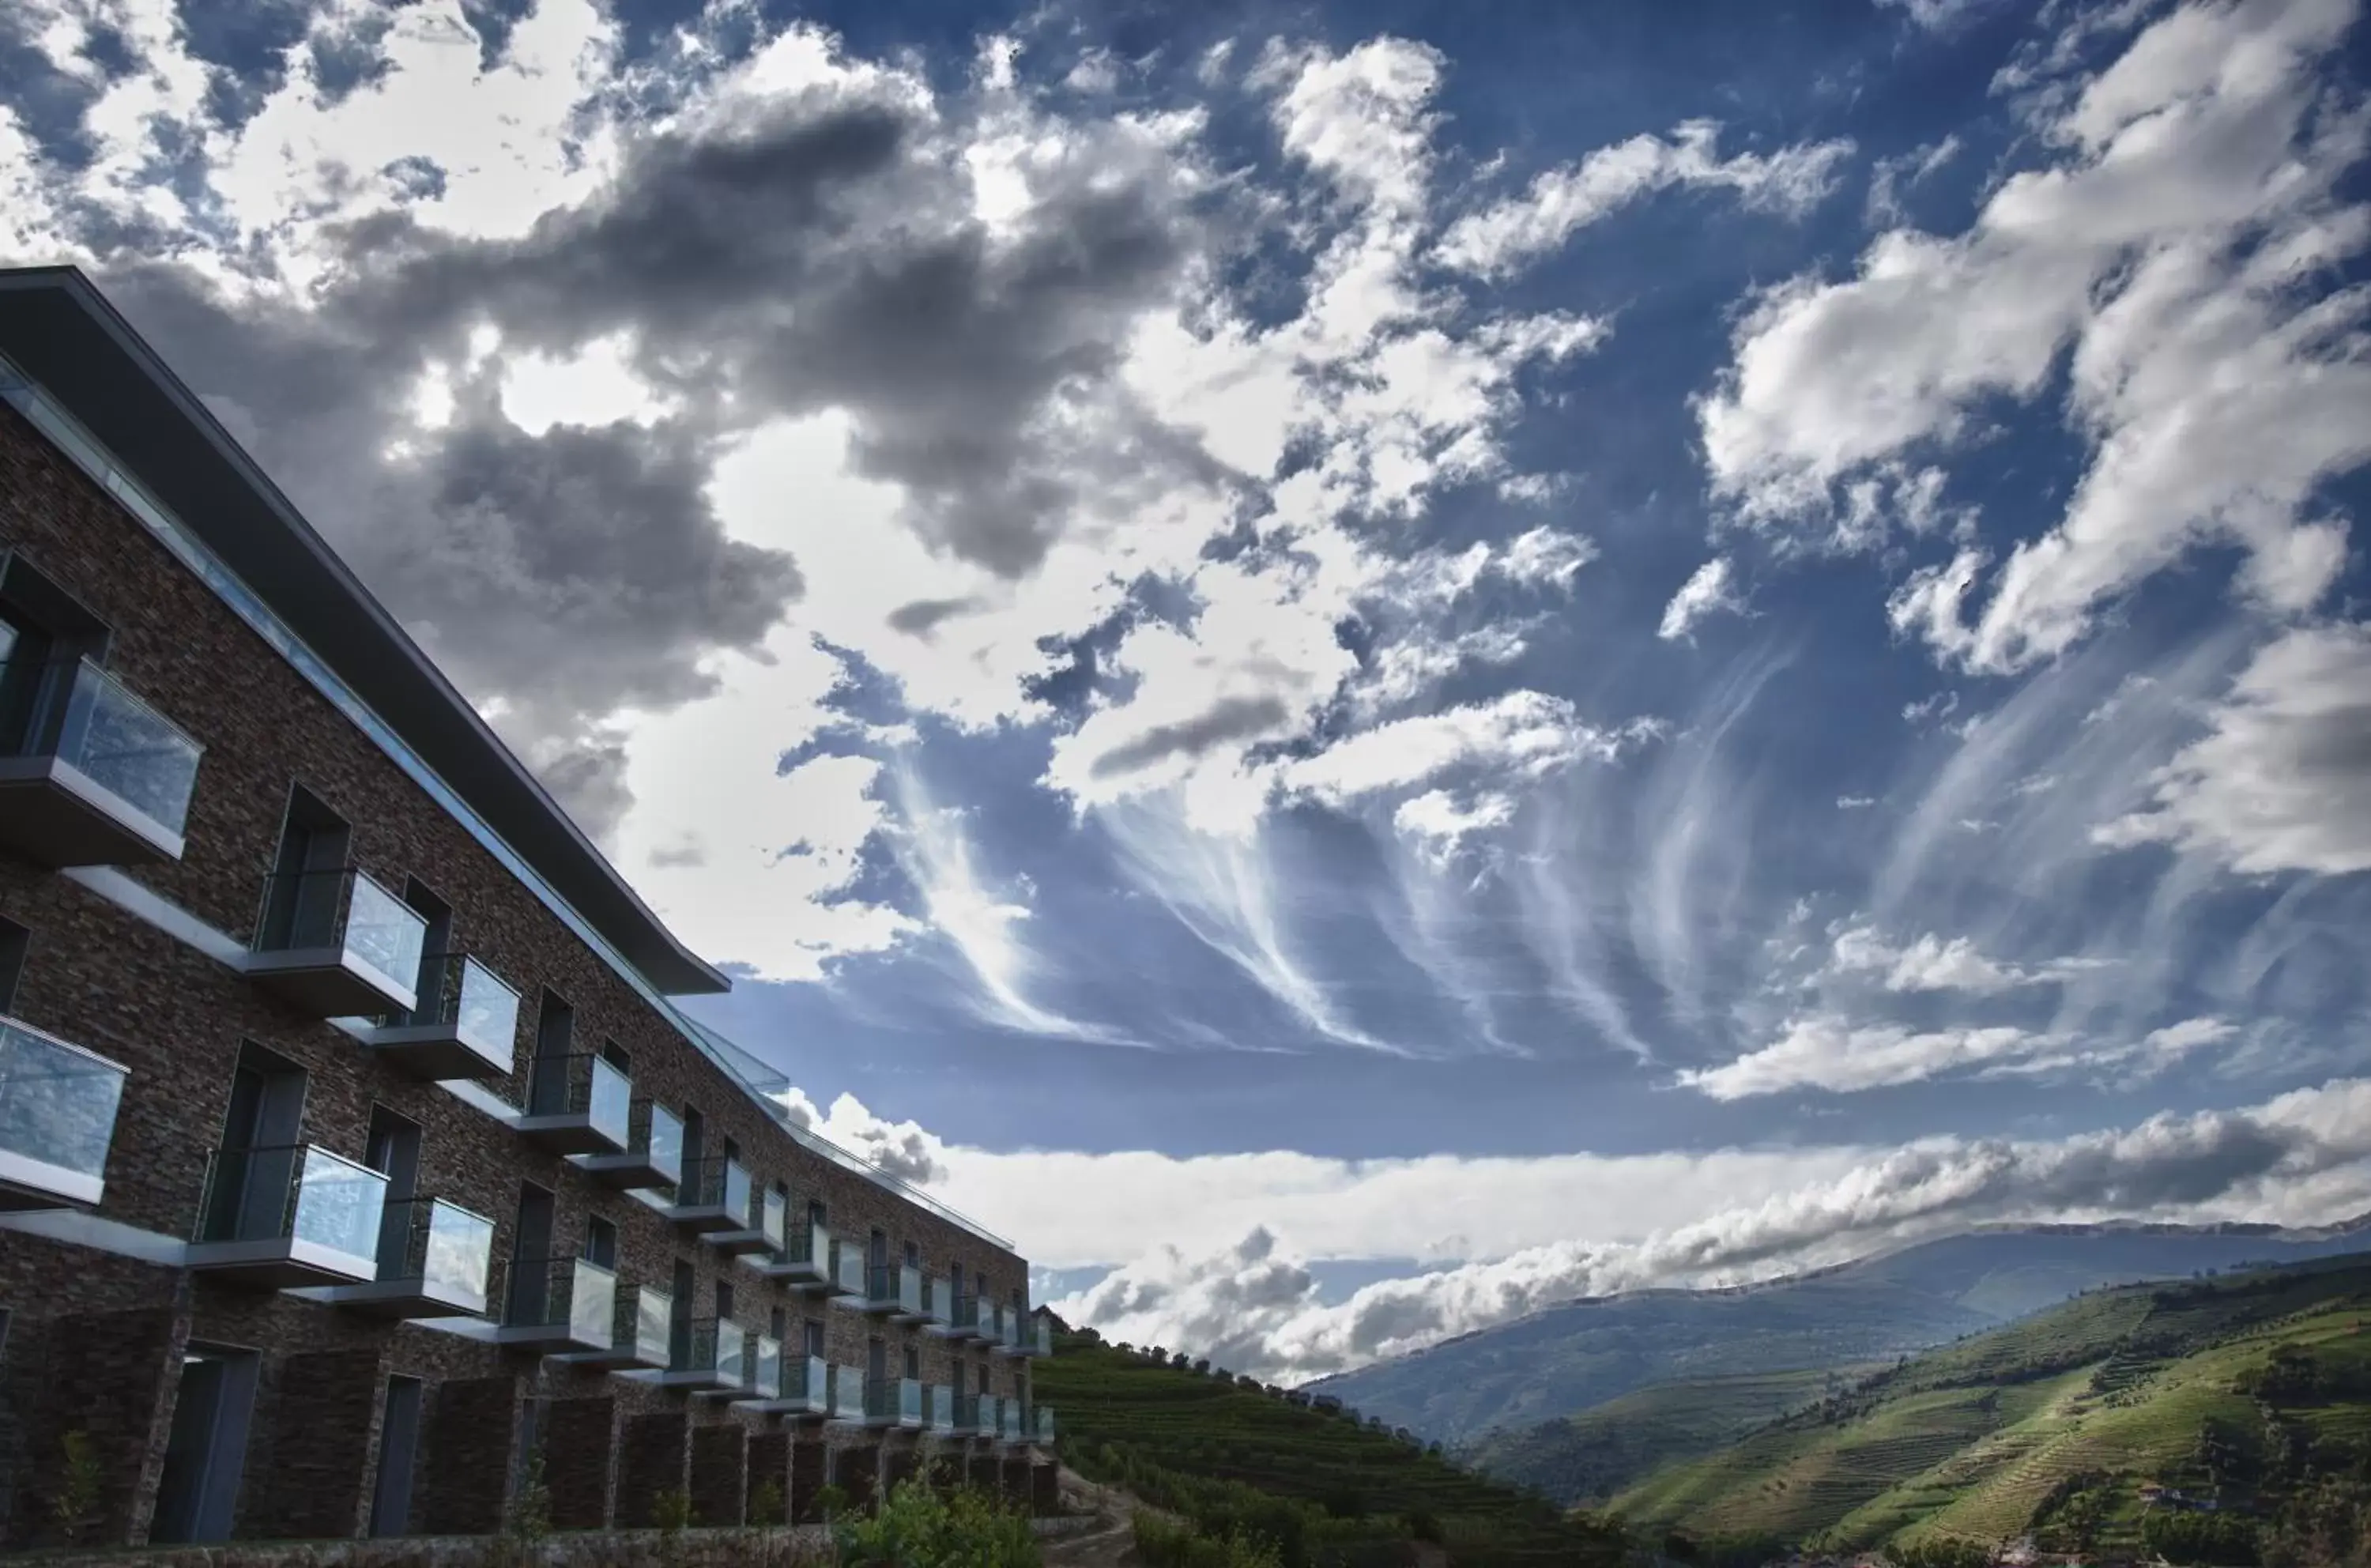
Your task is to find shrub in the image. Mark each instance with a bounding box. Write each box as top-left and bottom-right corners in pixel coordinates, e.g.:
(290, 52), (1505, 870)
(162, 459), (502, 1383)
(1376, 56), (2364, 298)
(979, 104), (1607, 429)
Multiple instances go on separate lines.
(751, 1479), (786, 1528)
(51, 1430), (103, 1547)
(838, 1479), (1039, 1568)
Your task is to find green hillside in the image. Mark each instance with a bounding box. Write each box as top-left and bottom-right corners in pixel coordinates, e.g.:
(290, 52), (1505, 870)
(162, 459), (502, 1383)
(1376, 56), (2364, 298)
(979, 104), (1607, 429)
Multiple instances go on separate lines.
(1032, 1330), (1627, 1568)
(1611, 1257), (2371, 1558)
(1461, 1365), (1887, 1505)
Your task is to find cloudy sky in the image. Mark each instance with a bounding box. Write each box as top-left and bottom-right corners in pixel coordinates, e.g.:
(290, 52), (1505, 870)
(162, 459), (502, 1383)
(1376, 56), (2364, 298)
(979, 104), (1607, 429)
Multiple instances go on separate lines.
(8, 0), (2371, 1381)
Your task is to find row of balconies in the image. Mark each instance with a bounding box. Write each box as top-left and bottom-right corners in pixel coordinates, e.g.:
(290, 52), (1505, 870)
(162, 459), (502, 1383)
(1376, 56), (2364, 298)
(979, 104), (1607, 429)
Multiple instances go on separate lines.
(0, 660), (1042, 1332)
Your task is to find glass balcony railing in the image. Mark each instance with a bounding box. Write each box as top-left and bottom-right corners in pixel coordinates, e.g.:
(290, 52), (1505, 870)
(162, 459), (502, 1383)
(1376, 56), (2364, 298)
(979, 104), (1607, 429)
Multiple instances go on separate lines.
(640, 1102), (684, 1186)
(620, 1283), (673, 1365)
(524, 1053), (631, 1145)
(253, 866), (428, 999)
(1023, 1316), (1052, 1356)
(869, 1263), (922, 1315)
(748, 1333), (782, 1398)
(831, 1365), (865, 1422)
(374, 1196), (495, 1302)
(830, 1238), (867, 1296)
(506, 1253), (616, 1345)
(196, 1143), (387, 1265)
(677, 1317), (748, 1385)
(952, 1392), (981, 1434)
(900, 1375), (922, 1427)
(786, 1352), (830, 1410)
(2, 654), (204, 842)
(862, 1374), (903, 1424)
(761, 1187), (787, 1252)
(1001, 1402), (1023, 1442)
(1035, 1406), (1056, 1443)
(927, 1383), (955, 1433)
(944, 1292), (979, 1335)
(0, 1014), (128, 1206)
(379, 954), (519, 1063)
(675, 1154), (751, 1216)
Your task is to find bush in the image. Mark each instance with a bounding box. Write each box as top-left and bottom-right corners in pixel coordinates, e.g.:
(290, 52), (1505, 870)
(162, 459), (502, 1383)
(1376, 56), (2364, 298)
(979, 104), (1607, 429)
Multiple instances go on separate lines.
(1135, 1510), (1287, 1568)
(838, 1480), (1040, 1568)
(2145, 1508), (2263, 1566)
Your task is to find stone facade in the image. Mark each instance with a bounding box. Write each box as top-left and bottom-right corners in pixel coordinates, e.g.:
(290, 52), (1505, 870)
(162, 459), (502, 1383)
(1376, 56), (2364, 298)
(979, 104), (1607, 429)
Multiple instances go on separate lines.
(0, 315), (1046, 1552)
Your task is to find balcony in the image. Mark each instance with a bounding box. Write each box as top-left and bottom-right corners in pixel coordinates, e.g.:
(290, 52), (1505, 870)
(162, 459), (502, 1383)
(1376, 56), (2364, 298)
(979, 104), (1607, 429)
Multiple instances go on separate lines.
(993, 1310), (1049, 1358)
(853, 1263), (922, 1320)
(582, 1099), (683, 1191)
(979, 1302), (1006, 1348)
(854, 1374), (917, 1430)
(924, 1280), (974, 1339)
(1035, 1406), (1057, 1446)
(740, 1351), (832, 1419)
(659, 1317), (747, 1394)
(189, 1143), (386, 1287)
(0, 1014), (127, 1210)
(248, 867), (427, 1018)
(948, 1392), (981, 1437)
(925, 1384), (956, 1436)
(553, 1283), (673, 1371)
(363, 954), (518, 1080)
(516, 1053), (630, 1155)
(0, 655), (202, 866)
(727, 1333), (782, 1409)
(711, 1181), (781, 1258)
(827, 1365), (867, 1426)
(662, 1154), (748, 1234)
(496, 1253), (616, 1353)
(825, 1238), (868, 1304)
(324, 1196), (495, 1318)
(754, 1219), (833, 1291)
(997, 1401), (1027, 1446)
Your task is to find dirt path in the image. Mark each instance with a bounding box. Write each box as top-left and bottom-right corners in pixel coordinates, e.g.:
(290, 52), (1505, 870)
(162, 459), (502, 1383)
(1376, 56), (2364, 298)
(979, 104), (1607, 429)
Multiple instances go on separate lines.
(1040, 1468), (1152, 1568)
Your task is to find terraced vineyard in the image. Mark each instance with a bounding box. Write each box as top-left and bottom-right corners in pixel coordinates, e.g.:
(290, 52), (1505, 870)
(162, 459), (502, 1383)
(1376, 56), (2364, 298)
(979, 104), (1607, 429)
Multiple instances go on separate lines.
(1615, 1257), (2371, 1555)
(1463, 1366), (1884, 1504)
(1032, 1331), (1629, 1568)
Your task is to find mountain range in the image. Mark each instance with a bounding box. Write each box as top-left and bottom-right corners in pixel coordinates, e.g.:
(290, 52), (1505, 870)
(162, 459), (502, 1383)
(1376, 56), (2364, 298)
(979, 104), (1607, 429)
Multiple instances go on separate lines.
(1306, 1219), (2371, 1449)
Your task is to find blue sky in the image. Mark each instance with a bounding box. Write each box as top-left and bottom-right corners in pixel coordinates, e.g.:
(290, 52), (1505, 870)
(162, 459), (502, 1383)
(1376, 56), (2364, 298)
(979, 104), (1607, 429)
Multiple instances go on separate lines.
(6, 0), (2370, 1380)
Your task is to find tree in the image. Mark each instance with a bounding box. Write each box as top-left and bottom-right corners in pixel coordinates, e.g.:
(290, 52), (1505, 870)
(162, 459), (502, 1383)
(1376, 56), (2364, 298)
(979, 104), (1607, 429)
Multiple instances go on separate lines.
(50, 1430), (103, 1547)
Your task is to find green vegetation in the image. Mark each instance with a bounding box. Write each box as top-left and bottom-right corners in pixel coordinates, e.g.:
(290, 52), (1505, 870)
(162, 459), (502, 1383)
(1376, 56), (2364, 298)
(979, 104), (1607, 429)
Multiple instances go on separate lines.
(836, 1481), (1039, 1568)
(1463, 1364), (1887, 1504)
(1606, 1258), (2371, 1559)
(1034, 1331), (1627, 1567)
(1134, 1509), (1287, 1568)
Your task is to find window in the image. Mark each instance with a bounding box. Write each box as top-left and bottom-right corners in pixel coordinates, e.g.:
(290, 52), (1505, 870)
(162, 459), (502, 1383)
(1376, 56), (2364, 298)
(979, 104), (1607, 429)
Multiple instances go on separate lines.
(399, 878), (453, 997)
(533, 990), (574, 1058)
(903, 1345), (919, 1381)
(803, 1318), (825, 1359)
(771, 1306), (787, 1344)
(807, 1198), (827, 1231)
(601, 1040), (631, 1076)
(585, 1216), (618, 1269)
(256, 786), (352, 949)
(903, 1239), (919, 1268)
(0, 916), (25, 1014)
(0, 552), (109, 758)
(715, 1280), (734, 1321)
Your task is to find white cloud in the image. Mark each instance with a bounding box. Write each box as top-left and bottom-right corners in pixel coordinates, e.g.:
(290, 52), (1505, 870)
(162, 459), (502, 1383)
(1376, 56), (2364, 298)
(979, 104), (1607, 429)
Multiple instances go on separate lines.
(1657, 556), (1745, 641)
(1043, 1076), (2371, 1378)
(1826, 922), (2102, 995)
(2098, 620), (2371, 875)
(1702, 0), (2371, 672)
(1280, 691), (1638, 807)
(1438, 119), (1854, 278)
(1393, 788), (1519, 863)
(1683, 1014), (2059, 1097)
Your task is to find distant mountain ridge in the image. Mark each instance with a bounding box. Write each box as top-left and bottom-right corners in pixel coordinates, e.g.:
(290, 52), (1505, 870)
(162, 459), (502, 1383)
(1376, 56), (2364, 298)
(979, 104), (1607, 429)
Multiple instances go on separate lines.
(1306, 1216), (2371, 1447)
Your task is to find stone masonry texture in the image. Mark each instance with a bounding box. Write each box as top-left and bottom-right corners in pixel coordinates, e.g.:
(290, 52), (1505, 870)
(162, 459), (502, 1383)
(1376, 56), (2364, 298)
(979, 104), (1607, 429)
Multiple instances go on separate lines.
(0, 384), (1046, 1550)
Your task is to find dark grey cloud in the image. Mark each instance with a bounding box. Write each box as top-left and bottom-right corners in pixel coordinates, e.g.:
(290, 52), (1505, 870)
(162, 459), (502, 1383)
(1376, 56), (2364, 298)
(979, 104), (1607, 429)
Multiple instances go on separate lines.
(888, 597), (984, 638)
(1091, 694), (1291, 778)
(66, 66), (1209, 832)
